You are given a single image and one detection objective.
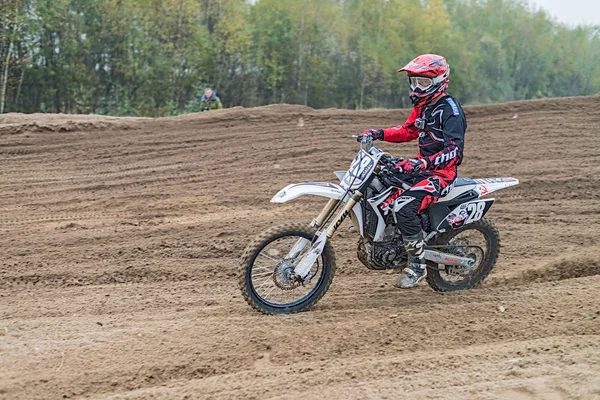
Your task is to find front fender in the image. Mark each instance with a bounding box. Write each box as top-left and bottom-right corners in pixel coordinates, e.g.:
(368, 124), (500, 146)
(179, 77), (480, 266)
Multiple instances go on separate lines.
(270, 182), (364, 235)
(271, 182), (347, 203)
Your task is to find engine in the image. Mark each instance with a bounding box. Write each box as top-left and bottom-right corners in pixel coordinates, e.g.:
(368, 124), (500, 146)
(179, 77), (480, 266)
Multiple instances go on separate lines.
(371, 237), (407, 269)
(358, 226), (407, 270)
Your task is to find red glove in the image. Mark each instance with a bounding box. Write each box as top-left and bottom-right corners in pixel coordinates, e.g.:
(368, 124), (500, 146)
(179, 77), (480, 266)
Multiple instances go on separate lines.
(397, 158), (428, 174)
(359, 128), (384, 141)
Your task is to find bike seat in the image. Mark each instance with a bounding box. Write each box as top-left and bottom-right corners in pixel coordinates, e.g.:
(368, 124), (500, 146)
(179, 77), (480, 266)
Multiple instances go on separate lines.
(454, 177), (477, 187)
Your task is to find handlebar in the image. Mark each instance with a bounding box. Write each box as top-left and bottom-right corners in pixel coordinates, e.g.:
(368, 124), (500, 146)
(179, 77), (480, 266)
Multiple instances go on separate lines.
(379, 154), (404, 166)
(350, 134), (415, 189)
(379, 165), (415, 189)
(352, 133), (374, 152)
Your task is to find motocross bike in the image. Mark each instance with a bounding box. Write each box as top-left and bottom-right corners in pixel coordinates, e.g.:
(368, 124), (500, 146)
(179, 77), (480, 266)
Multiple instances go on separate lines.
(239, 134), (519, 314)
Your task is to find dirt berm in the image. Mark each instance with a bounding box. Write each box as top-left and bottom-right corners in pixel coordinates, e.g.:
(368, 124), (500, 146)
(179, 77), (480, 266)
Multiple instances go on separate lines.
(1, 96), (599, 399)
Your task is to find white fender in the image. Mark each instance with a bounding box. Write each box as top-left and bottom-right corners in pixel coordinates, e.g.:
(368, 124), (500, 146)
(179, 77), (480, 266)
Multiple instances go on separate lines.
(439, 177), (519, 203)
(474, 178), (520, 197)
(271, 182), (364, 235)
(271, 182), (346, 203)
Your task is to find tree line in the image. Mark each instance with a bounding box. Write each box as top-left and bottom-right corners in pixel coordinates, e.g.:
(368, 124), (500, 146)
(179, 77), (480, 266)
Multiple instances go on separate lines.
(1, 0), (599, 116)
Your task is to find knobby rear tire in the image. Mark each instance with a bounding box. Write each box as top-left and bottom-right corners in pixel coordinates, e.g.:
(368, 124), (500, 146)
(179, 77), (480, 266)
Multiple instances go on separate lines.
(239, 223), (336, 315)
(426, 217), (500, 292)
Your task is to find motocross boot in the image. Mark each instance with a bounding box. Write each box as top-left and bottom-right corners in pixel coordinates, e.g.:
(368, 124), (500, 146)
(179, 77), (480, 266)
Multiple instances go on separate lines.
(396, 232), (427, 289)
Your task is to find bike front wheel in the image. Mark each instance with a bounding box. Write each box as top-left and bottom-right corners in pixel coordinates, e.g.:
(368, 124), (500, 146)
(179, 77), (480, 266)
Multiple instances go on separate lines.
(239, 223), (336, 314)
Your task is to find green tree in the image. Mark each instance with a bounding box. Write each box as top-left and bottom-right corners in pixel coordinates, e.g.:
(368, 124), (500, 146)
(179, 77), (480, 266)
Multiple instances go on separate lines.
(2, 0), (599, 115)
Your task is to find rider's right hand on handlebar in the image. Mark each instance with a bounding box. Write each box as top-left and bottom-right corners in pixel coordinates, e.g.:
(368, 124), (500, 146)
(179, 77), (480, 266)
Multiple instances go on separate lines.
(397, 158), (427, 175)
(380, 154), (404, 166)
(379, 164), (411, 188)
(358, 128), (384, 142)
(378, 165), (395, 186)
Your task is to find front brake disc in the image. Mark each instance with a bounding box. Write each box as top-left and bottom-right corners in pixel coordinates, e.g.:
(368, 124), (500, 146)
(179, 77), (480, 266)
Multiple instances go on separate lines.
(273, 261), (302, 290)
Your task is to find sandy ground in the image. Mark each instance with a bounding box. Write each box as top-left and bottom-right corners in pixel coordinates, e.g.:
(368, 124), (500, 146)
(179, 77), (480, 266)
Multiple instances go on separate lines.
(1, 96), (600, 399)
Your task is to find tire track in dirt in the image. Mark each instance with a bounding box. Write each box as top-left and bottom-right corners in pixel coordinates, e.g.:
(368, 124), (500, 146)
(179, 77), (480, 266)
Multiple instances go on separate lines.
(0, 163), (191, 184)
(1, 97), (600, 399)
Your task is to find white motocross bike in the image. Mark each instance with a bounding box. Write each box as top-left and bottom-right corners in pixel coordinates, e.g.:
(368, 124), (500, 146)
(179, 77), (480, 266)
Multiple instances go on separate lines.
(239, 135), (519, 314)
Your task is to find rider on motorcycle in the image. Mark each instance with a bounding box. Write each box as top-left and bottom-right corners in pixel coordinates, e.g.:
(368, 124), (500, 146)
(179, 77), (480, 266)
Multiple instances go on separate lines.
(361, 54), (467, 289)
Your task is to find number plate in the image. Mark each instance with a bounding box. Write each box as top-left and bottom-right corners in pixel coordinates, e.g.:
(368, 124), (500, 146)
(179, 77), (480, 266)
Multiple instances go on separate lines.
(437, 199), (494, 231)
(341, 150), (376, 190)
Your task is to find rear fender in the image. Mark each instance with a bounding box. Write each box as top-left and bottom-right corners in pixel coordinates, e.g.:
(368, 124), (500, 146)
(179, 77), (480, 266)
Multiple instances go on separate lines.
(271, 182), (364, 235)
(473, 178), (520, 197)
(438, 177), (519, 203)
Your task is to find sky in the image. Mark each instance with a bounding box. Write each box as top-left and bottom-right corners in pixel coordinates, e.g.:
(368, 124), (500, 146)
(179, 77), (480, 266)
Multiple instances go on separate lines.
(246, 0), (600, 27)
(530, 0), (600, 26)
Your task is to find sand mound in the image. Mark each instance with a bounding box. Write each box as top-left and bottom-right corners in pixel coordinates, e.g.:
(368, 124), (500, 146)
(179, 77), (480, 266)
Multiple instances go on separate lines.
(2, 95), (600, 399)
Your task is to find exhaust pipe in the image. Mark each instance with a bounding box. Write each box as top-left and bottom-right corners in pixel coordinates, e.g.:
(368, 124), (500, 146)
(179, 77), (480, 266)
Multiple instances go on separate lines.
(423, 249), (475, 268)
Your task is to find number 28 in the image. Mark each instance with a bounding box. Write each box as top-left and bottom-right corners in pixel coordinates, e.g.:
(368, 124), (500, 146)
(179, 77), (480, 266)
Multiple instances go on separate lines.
(466, 202), (485, 224)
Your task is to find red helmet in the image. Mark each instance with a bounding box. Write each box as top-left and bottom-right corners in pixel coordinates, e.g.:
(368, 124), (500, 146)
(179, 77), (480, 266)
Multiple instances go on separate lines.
(398, 54), (450, 107)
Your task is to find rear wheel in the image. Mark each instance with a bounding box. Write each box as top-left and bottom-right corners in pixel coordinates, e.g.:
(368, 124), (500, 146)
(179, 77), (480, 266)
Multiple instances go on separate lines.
(426, 218), (500, 292)
(239, 223), (336, 314)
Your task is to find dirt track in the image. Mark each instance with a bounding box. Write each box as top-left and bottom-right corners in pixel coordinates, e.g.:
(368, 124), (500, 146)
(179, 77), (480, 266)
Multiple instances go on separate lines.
(1, 97), (600, 399)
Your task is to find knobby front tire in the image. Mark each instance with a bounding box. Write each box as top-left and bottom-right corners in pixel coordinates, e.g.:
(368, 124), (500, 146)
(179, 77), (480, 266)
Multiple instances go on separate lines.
(239, 223), (336, 315)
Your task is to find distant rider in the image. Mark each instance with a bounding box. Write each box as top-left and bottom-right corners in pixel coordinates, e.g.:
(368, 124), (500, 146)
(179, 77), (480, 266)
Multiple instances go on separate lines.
(360, 54), (467, 289)
(200, 88), (223, 111)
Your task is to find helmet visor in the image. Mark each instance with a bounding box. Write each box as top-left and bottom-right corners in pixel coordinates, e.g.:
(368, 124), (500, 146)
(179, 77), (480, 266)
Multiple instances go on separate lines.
(409, 76), (433, 90)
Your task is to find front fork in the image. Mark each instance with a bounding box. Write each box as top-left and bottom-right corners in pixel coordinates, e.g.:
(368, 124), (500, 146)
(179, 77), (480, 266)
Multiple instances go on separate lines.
(310, 198), (340, 229)
(311, 188), (363, 238)
(291, 190), (364, 280)
(286, 198), (343, 260)
(325, 192), (361, 238)
(289, 192), (362, 254)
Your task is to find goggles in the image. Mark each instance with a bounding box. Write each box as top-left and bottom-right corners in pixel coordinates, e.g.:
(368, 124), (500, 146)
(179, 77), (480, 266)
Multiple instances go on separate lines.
(409, 76), (434, 90)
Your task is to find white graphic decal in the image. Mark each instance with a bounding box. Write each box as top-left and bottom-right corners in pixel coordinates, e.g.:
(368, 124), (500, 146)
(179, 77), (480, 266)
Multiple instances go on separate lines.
(466, 201), (486, 224)
(392, 196), (416, 213)
(434, 148), (458, 166)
